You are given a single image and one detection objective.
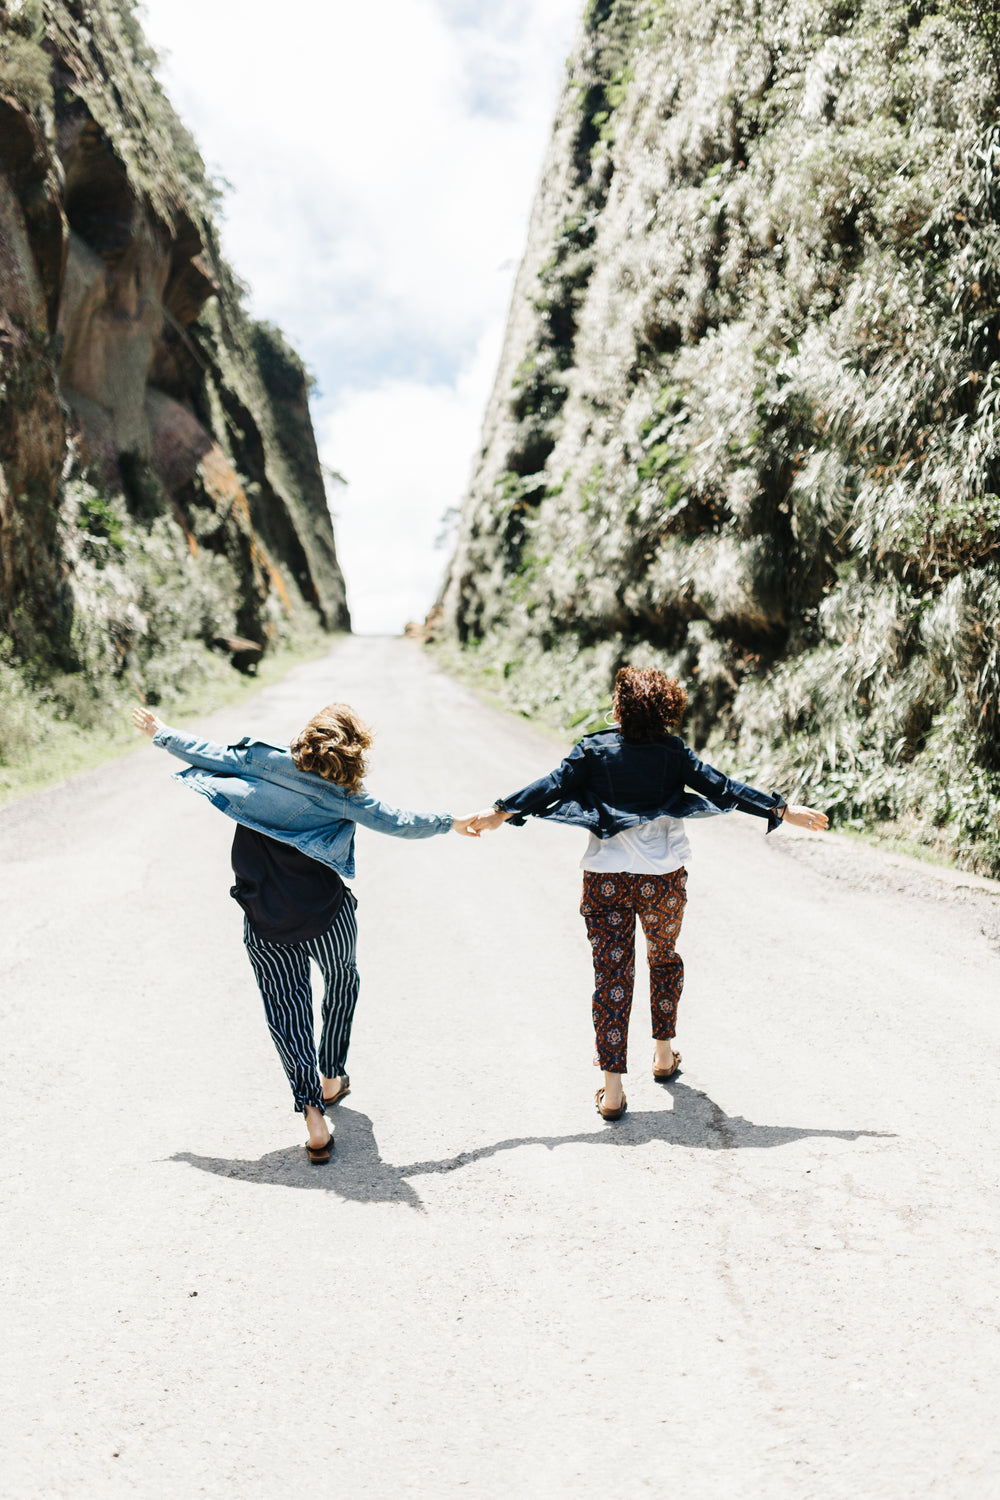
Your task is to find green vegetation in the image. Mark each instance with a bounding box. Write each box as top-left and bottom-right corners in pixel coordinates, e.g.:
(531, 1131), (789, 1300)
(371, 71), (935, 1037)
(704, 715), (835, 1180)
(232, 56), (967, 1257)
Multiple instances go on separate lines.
(441, 0), (1000, 876)
(0, 615), (335, 807)
(0, 475), (334, 802)
(0, 632), (335, 805)
(0, 1), (54, 109)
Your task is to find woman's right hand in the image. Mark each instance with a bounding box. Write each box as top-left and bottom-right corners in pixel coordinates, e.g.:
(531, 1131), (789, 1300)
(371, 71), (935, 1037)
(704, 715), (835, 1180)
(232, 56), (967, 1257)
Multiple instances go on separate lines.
(451, 816), (481, 838)
(781, 804), (829, 831)
(132, 706), (166, 739)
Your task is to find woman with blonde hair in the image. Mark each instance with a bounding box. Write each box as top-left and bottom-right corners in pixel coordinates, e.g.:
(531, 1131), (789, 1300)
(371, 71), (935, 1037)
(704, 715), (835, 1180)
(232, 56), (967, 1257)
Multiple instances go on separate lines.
(133, 702), (475, 1161)
(471, 666), (828, 1121)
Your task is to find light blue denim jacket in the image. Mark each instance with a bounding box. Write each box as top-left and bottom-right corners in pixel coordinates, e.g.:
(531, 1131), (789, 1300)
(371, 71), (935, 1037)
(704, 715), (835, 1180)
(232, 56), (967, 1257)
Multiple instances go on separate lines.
(153, 728), (453, 878)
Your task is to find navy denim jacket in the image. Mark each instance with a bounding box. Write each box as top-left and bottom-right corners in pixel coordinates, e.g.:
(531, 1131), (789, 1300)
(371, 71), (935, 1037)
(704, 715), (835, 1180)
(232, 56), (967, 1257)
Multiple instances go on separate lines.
(154, 728), (453, 878)
(497, 730), (786, 839)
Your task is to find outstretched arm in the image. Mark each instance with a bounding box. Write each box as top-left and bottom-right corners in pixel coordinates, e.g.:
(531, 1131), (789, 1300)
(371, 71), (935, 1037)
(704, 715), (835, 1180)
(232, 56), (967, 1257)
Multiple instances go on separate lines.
(131, 709), (251, 774)
(136, 707), (480, 836)
(467, 744), (590, 831)
(683, 746), (829, 832)
(680, 747), (834, 832)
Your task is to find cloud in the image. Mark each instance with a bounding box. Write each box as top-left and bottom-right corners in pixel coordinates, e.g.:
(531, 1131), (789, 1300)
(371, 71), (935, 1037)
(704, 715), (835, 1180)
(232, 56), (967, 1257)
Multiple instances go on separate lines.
(140, 0), (580, 628)
(318, 324), (503, 634)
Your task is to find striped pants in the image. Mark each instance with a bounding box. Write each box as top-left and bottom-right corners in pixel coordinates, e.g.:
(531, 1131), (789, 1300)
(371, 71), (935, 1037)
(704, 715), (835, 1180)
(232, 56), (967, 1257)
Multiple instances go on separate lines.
(243, 897), (359, 1114)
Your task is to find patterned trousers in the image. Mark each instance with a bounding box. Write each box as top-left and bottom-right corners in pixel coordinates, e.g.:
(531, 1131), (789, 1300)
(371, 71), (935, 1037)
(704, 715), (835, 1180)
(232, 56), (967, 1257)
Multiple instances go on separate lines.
(580, 869), (688, 1074)
(243, 896), (359, 1114)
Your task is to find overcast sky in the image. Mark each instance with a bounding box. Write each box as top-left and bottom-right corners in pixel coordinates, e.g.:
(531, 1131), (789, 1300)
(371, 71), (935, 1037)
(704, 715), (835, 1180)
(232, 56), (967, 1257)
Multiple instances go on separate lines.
(139, 0), (580, 632)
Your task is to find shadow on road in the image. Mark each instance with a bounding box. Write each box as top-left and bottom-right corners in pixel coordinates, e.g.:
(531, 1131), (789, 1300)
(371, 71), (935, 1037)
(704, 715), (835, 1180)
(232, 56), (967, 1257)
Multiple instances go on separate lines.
(170, 1083), (894, 1208)
(397, 1081), (894, 1182)
(171, 1107), (424, 1209)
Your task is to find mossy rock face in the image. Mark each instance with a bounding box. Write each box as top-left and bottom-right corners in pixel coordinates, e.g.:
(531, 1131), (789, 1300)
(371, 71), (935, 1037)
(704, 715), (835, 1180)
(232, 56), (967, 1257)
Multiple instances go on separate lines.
(0, 0), (349, 754)
(439, 0), (1000, 874)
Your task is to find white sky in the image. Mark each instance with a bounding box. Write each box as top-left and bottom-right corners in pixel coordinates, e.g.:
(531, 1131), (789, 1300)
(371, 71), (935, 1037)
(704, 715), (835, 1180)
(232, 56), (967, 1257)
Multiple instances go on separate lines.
(139, 0), (580, 632)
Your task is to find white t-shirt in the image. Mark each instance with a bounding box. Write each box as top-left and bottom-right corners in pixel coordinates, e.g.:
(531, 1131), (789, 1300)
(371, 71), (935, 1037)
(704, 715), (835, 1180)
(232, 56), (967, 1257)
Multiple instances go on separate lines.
(580, 814), (691, 874)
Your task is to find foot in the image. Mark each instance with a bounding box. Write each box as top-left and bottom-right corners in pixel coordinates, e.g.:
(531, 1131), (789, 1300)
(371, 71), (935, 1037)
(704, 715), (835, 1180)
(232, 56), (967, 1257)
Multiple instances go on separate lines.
(653, 1042), (681, 1079)
(321, 1074), (350, 1106)
(304, 1104), (331, 1150)
(600, 1071), (625, 1112)
(596, 1086), (627, 1120)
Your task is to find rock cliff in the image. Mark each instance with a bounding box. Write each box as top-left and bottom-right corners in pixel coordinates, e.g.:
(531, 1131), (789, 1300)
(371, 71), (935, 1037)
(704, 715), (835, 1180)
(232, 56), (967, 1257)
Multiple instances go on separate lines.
(0, 0), (348, 753)
(441, 0), (1000, 873)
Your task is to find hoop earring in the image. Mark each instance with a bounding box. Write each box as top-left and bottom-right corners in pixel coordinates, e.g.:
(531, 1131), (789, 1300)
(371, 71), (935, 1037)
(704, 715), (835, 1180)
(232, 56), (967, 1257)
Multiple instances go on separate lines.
(604, 711), (619, 726)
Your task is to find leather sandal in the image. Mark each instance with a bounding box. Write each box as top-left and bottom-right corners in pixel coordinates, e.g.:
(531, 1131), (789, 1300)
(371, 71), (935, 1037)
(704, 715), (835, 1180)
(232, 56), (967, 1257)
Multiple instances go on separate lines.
(596, 1087), (627, 1120)
(653, 1050), (682, 1081)
(322, 1074), (351, 1107)
(305, 1132), (334, 1163)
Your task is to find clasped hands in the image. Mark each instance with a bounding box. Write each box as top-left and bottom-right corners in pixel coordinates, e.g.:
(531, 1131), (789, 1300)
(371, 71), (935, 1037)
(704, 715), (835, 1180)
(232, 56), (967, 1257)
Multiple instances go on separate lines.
(453, 807), (512, 838)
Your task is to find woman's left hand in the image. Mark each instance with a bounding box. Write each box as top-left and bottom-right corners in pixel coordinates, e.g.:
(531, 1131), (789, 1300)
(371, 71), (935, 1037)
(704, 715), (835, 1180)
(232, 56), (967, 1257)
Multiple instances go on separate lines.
(452, 816), (481, 838)
(781, 804), (829, 831)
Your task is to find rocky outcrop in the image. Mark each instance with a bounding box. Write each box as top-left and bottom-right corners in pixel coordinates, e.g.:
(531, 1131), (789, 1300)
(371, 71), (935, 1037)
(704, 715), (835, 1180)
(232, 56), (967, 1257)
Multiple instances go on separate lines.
(441, 0), (1000, 873)
(0, 0), (348, 713)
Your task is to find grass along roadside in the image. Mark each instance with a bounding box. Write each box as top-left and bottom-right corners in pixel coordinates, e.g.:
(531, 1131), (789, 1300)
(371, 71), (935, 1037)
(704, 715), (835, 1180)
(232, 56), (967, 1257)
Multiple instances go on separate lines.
(0, 628), (343, 808)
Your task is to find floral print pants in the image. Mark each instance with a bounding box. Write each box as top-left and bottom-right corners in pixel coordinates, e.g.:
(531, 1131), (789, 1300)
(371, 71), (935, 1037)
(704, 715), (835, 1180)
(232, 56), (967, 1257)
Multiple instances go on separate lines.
(580, 868), (688, 1074)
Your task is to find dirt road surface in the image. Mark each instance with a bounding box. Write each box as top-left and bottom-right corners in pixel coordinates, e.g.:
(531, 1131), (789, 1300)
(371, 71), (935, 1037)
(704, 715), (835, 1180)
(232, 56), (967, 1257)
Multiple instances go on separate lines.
(2, 636), (999, 1499)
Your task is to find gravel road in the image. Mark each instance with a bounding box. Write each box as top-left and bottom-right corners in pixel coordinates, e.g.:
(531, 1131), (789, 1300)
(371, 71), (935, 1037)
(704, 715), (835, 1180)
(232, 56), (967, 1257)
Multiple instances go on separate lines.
(2, 635), (999, 1499)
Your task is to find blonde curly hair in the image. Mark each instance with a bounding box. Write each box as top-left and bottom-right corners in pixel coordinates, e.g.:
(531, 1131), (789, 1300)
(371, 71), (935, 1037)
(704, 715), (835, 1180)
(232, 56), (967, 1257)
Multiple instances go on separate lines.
(290, 703), (373, 795)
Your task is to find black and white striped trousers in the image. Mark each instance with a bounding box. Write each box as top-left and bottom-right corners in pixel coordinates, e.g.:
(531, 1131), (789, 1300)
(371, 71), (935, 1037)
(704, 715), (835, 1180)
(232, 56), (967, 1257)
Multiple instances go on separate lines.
(243, 897), (359, 1114)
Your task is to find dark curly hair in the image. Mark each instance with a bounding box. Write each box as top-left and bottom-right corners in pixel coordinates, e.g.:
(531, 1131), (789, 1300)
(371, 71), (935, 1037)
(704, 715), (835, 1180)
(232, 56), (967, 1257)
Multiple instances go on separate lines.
(612, 666), (686, 743)
(290, 703), (373, 795)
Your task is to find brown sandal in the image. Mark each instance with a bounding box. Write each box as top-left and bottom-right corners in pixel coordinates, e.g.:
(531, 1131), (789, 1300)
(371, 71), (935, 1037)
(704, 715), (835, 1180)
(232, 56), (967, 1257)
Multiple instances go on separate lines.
(321, 1074), (351, 1107)
(596, 1087), (627, 1121)
(305, 1132), (334, 1163)
(652, 1050), (682, 1081)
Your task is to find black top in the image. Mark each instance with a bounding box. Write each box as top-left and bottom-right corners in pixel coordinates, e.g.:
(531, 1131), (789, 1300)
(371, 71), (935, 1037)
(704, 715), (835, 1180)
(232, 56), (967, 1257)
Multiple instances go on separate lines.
(230, 826), (348, 943)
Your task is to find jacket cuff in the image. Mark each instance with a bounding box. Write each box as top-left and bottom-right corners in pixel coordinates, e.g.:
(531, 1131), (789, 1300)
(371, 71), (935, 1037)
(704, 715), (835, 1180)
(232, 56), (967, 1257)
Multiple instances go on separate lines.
(766, 793), (787, 834)
(494, 797), (526, 827)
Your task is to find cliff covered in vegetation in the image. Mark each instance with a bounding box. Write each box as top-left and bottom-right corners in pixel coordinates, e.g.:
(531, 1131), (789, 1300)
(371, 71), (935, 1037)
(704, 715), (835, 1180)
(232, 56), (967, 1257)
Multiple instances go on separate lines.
(0, 0), (348, 786)
(441, 0), (1000, 873)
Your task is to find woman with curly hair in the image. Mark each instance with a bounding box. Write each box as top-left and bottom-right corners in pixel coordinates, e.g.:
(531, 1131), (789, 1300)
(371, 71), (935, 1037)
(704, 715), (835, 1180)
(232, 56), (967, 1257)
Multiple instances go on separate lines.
(133, 702), (476, 1161)
(471, 666), (828, 1121)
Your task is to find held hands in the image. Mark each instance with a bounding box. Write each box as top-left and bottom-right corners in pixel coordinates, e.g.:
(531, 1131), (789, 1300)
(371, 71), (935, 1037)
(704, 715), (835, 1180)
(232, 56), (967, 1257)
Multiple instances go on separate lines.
(469, 807), (511, 834)
(451, 808), (513, 837)
(132, 706), (166, 739)
(781, 804), (830, 832)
